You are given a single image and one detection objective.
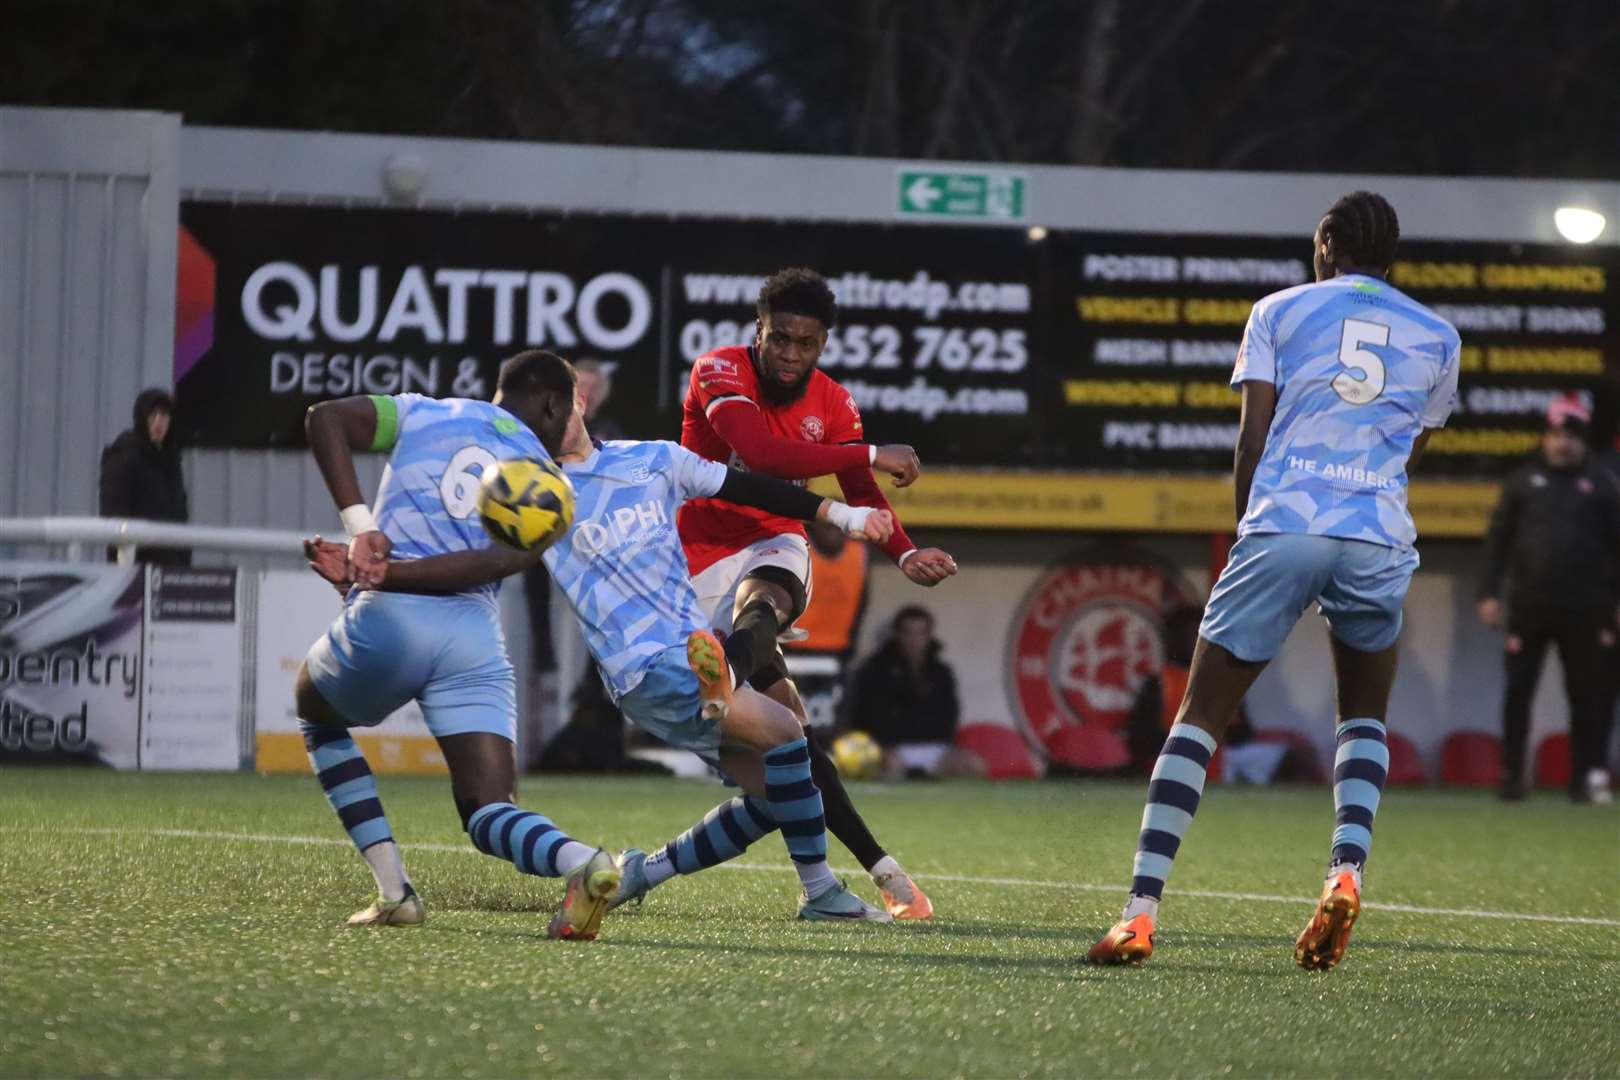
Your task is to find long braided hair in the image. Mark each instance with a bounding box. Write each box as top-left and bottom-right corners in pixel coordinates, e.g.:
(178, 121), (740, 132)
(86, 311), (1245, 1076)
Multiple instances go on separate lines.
(1321, 191), (1400, 270)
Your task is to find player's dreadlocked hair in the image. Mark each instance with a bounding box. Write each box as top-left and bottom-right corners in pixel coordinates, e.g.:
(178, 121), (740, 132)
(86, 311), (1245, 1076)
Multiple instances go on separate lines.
(497, 349), (577, 399)
(1321, 191), (1400, 271)
(756, 267), (838, 328)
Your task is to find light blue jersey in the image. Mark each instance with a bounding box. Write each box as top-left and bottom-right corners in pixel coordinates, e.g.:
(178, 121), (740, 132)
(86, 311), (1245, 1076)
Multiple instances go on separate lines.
(308, 394), (547, 741)
(1233, 274), (1461, 548)
(543, 440), (729, 702)
(371, 393), (551, 601)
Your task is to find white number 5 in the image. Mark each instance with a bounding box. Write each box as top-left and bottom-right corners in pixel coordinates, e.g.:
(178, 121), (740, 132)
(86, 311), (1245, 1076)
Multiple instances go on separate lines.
(440, 445), (497, 518)
(1333, 318), (1389, 405)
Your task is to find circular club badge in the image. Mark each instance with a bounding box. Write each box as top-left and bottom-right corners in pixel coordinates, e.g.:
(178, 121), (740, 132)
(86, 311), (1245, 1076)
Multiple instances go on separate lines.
(1007, 546), (1200, 753)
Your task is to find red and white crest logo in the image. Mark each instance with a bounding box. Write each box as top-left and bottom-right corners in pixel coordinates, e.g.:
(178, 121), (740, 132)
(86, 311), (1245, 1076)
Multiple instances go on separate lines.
(800, 416), (825, 441)
(1006, 547), (1199, 755)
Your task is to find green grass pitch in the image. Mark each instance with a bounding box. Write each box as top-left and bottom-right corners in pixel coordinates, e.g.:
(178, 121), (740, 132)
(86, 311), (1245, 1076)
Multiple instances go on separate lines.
(1, 769), (1616, 1079)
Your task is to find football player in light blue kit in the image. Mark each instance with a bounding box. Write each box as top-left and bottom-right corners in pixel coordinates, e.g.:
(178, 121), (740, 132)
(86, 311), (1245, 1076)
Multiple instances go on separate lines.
(296, 353), (624, 938)
(310, 350), (898, 924)
(1089, 192), (1462, 971)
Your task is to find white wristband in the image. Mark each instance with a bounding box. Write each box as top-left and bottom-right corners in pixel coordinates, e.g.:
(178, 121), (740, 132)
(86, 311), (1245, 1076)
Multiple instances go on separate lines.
(823, 502), (872, 535)
(868, 445), (877, 465)
(896, 548), (920, 568)
(340, 504), (378, 538)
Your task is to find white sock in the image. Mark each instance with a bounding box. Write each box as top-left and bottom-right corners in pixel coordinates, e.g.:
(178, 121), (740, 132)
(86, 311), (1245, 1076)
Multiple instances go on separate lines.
(642, 848), (677, 886)
(1122, 894), (1159, 921)
(870, 854), (902, 883)
(362, 841), (410, 902)
(1327, 861), (1363, 890)
(554, 841), (599, 877)
(798, 861), (838, 900)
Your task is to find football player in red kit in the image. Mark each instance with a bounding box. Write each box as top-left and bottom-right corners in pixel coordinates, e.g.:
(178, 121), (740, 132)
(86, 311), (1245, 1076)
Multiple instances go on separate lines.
(609, 268), (955, 921)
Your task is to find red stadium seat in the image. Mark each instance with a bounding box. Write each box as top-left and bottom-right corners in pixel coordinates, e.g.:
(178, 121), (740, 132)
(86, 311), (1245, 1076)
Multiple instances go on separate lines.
(1045, 724), (1131, 772)
(1439, 731), (1502, 787)
(1384, 731), (1428, 786)
(1534, 733), (1571, 789)
(954, 723), (1043, 780)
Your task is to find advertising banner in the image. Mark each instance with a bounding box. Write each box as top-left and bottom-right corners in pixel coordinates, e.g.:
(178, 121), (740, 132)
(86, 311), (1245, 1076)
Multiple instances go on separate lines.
(253, 571), (447, 774)
(175, 205), (1041, 466)
(0, 562), (144, 767)
(140, 567), (245, 770)
(174, 203), (1619, 528)
(1050, 233), (1619, 475)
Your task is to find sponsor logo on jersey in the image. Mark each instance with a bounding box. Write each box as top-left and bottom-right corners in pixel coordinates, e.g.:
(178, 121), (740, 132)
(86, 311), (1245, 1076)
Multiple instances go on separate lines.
(1006, 545), (1199, 760)
(702, 356), (738, 376)
(570, 498), (672, 557)
(800, 416), (825, 441)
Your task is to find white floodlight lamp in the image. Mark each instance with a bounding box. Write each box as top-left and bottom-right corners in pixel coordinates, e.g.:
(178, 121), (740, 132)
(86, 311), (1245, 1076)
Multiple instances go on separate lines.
(1554, 206), (1607, 244)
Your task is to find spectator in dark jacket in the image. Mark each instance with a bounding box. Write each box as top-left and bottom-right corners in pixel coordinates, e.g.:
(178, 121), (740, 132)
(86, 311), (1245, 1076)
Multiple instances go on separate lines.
(847, 606), (970, 778)
(98, 388), (190, 566)
(1478, 394), (1619, 803)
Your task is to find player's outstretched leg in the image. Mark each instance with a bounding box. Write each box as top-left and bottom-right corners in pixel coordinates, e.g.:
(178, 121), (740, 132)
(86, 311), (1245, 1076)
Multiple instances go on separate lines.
(609, 795), (778, 911)
(727, 589), (932, 918)
(1089, 636), (1265, 965)
(294, 662), (421, 927)
(1088, 722), (1217, 964)
(718, 673), (892, 923)
(439, 731), (619, 941)
(464, 801), (619, 940)
(1297, 716), (1389, 971)
(301, 720), (423, 926)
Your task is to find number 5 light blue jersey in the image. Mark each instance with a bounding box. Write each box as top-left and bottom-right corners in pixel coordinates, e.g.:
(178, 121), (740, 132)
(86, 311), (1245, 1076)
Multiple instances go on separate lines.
(542, 440), (729, 703)
(1232, 274), (1461, 548)
(370, 393), (551, 601)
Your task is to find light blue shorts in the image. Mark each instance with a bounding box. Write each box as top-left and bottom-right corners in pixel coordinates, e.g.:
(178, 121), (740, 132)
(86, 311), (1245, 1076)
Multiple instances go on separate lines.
(1200, 532), (1419, 662)
(618, 645), (720, 758)
(305, 591), (516, 741)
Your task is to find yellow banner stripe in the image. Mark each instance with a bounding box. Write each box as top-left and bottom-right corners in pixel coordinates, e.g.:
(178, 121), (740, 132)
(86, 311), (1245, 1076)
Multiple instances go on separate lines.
(812, 471), (1499, 537)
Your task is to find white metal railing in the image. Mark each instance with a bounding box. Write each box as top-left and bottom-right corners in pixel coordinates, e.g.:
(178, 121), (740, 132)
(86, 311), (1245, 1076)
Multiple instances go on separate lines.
(0, 516), (308, 564)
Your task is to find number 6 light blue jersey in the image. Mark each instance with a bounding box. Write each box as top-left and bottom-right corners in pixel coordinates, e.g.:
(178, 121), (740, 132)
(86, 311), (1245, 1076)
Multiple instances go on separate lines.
(542, 440), (730, 702)
(370, 393), (551, 602)
(1232, 274), (1461, 548)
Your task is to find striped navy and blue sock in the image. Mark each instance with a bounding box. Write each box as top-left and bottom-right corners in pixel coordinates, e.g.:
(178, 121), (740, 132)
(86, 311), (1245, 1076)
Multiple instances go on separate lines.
(465, 802), (594, 878)
(1126, 722), (1218, 916)
(643, 795), (778, 885)
(303, 721), (393, 853)
(764, 736), (837, 898)
(1329, 718), (1389, 881)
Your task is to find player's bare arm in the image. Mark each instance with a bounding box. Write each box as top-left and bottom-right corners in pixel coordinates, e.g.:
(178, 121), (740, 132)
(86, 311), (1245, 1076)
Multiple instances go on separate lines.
(1233, 380), (1277, 525)
(306, 395), (392, 587)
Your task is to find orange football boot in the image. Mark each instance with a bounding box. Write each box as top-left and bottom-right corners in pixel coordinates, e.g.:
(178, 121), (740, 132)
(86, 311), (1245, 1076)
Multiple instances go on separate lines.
(1295, 869), (1361, 971)
(687, 629), (734, 722)
(1086, 912), (1156, 965)
(875, 867), (935, 920)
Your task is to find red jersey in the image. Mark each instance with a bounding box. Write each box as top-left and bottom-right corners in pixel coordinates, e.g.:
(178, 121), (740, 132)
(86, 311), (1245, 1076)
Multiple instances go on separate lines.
(680, 346), (887, 576)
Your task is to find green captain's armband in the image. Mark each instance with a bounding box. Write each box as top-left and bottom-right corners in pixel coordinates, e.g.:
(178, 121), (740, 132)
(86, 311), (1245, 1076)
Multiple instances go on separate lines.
(368, 395), (399, 451)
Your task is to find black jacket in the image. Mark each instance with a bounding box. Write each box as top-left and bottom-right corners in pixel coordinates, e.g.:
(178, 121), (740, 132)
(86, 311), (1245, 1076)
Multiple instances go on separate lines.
(1479, 457), (1620, 611)
(847, 640), (960, 748)
(99, 389), (190, 565)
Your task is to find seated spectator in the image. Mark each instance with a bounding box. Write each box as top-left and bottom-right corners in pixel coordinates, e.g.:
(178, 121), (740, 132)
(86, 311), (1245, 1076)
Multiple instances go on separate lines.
(98, 388), (190, 565)
(539, 663), (670, 775)
(847, 606), (976, 778)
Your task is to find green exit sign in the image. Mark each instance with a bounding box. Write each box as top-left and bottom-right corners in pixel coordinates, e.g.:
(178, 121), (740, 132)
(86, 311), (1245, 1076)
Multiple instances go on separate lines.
(897, 168), (1026, 221)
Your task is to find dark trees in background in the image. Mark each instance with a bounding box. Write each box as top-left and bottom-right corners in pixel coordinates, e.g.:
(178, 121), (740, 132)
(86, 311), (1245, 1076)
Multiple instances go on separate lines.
(4, 0), (1617, 178)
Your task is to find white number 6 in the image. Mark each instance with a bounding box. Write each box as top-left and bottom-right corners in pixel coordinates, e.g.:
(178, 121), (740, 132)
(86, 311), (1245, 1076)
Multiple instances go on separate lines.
(440, 445), (497, 519)
(1333, 318), (1389, 405)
